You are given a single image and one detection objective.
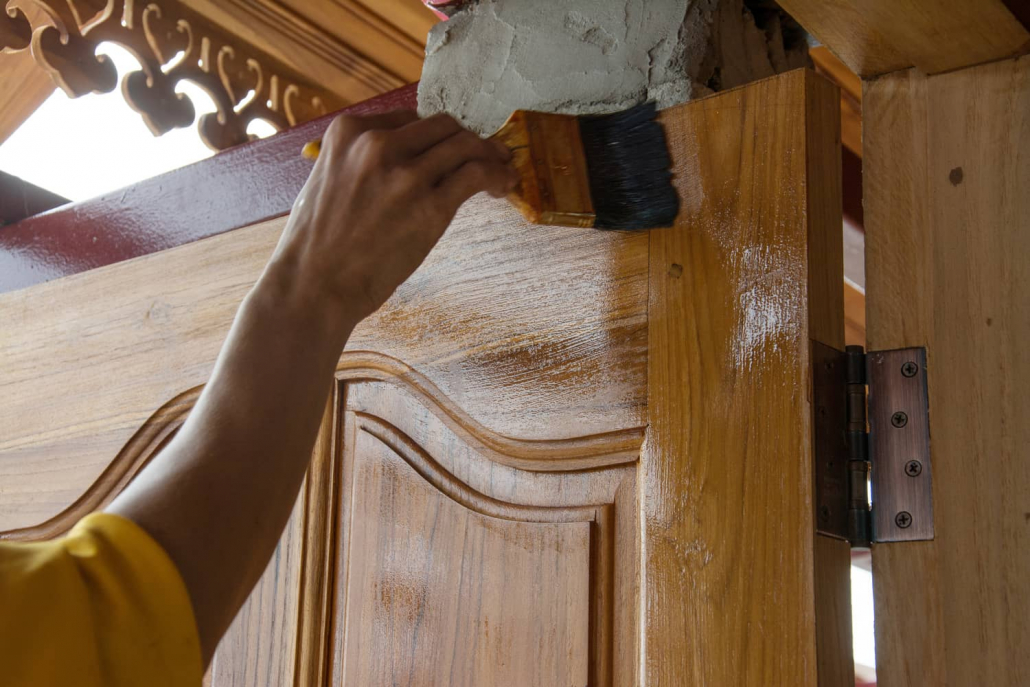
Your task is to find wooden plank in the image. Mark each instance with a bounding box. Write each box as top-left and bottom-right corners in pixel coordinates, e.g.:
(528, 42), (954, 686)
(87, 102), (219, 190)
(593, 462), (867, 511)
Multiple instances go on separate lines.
(810, 46), (862, 158)
(0, 51), (53, 146)
(865, 55), (1030, 686)
(0, 196), (648, 531)
(646, 69), (852, 685)
(352, 0), (438, 47)
(780, 0), (1030, 77)
(179, 0), (403, 103)
(779, 0), (910, 77)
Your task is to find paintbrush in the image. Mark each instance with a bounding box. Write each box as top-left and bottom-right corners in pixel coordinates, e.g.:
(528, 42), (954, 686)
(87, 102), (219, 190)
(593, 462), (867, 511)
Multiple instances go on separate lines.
(301, 102), (678, 230)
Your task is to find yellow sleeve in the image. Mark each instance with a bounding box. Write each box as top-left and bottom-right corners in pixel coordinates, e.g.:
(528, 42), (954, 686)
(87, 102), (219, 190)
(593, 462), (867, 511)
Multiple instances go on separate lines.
(0, 512), (203, 687)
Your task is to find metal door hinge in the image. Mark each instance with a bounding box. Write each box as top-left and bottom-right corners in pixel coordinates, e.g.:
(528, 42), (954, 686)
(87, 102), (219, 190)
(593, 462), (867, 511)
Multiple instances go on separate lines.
(814, 343), (933, 547)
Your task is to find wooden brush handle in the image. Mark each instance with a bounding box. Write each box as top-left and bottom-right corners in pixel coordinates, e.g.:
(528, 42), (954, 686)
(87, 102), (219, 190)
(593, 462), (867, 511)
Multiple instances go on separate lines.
(490, 111), (596, 228)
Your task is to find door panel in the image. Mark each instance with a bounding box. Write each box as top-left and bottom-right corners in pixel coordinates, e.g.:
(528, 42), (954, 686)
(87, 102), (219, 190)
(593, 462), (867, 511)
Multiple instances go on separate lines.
(338, 406), (596, 686)
(319, 371), (640, 686)
(0, 69), (852, 685)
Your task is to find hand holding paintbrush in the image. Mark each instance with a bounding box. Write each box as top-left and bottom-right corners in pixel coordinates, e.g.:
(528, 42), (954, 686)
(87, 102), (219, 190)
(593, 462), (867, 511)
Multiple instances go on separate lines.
(303, 103), (678, 230)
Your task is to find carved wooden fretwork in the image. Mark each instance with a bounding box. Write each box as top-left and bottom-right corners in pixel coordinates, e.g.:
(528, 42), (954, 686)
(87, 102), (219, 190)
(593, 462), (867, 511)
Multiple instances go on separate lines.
(0, 0), (344, 150)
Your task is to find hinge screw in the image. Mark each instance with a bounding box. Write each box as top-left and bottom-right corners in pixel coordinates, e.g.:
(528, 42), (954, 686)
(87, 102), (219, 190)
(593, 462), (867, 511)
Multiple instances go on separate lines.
(901, 361), (919, 377)
(891, 411), (909, 428)
(895, 511), (913, 529)
(905, 460), (922, 476)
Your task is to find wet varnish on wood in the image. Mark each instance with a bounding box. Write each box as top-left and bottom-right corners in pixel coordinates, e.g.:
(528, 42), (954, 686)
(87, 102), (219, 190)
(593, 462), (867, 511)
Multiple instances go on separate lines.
(0, 69), (853, 685)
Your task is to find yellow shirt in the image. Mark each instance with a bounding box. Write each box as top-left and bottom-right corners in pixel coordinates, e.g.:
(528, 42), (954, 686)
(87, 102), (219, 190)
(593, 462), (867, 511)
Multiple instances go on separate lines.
(0, 513), (202, 686)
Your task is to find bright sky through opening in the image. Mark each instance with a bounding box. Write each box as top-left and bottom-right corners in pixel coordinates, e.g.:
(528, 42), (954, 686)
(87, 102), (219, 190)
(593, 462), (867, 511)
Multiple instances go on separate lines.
(0, 42), (275, 202)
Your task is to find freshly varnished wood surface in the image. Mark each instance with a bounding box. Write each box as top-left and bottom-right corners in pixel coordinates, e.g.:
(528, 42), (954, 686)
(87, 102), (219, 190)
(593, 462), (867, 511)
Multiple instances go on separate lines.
(864, 57), (1030, 686)
(779, 0), (1030, 77)
(0, 196), (647, 528)
(0, 68), (859, 685)
(645, 69), (852, 686)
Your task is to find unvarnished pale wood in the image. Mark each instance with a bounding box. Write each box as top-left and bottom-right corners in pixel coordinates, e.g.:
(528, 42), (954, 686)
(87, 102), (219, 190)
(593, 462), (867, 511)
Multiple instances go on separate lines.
(865, 56), (1030, 686)
(645, 69), (852, 686)
(780, 0), (1030, 77)
(810, 47), (862, 159)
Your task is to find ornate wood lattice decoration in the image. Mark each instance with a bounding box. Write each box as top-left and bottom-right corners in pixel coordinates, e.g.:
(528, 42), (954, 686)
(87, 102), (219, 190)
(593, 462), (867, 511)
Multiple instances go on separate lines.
(0, 0), (344, 150)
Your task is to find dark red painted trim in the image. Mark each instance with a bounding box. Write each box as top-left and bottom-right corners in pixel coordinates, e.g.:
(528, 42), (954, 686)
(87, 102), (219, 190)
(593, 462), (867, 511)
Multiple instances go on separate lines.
(0, 83), (417, 294)
(0, 171), (69, 226)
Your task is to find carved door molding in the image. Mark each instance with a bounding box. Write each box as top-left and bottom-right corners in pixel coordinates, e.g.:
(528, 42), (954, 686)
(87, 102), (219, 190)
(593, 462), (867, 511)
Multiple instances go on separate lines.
(0, 69), (854, 686)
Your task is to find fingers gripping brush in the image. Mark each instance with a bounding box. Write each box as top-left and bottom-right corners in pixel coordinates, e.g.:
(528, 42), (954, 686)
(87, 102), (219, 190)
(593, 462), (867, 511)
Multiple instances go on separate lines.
(302, 102), (679, 230)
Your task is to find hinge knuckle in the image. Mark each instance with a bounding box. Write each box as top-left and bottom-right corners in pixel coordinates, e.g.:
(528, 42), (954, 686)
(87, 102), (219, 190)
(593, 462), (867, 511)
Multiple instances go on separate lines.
(844, 347), (872, 548)
(816, 344), (932, 547)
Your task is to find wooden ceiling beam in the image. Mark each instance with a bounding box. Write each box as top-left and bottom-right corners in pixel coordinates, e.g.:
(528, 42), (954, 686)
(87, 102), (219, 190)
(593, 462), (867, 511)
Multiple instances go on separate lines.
(0, 50), (53, 147)
(182, 0), (429, 101)
(0, 2), (54, 146)
(780, 0), (1030, 77)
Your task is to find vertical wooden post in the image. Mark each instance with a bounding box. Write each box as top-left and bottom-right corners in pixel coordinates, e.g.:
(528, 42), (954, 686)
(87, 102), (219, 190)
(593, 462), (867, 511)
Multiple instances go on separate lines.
(646, 69), (852, 685)
(865, 55), (1030, 685)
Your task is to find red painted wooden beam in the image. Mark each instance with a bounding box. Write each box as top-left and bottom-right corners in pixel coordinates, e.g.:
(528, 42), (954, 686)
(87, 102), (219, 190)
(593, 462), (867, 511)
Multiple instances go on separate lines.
(0, 83), (417, 295)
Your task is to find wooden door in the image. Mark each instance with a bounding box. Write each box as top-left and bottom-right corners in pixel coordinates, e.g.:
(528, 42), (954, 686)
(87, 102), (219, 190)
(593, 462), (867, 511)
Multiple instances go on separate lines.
(0, 68), (852, 686)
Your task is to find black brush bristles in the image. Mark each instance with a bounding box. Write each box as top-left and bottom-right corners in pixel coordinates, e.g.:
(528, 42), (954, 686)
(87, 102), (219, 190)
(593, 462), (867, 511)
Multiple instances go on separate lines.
(578, 102), (678, 230)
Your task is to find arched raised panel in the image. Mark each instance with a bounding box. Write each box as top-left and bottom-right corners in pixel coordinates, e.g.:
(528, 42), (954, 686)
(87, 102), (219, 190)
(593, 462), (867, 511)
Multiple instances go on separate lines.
(306, 376), (642, 687)
(342, 417), (593, 686)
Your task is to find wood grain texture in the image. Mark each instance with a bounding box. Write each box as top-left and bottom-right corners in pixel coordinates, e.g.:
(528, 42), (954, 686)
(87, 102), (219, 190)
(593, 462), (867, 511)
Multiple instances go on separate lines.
(0, 68), (862, 684)
(780, 0), (1030, 77)
(327, 380), (638, 686)
(185, 0), (428, 86)
(278, 0), (428, 79)
(352, 0), (438, 47)
(865, 56), (1030, 686)
(209, 497), (304, 687)
(181, 0), (406, 104)
(0, 197), (647, 531)
(0, 53), (53, 147)
(644, 69), (851, 686)
(0, 2), (54, 145)
(810, 46), (862, 159)
(0, 385), (303, 687)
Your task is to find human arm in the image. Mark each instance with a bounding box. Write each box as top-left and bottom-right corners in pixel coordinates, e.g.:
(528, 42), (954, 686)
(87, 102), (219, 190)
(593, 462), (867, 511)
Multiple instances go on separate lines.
(106, 110), (517, 667)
